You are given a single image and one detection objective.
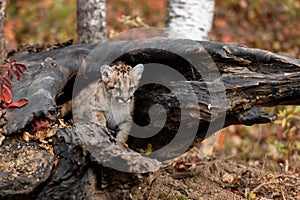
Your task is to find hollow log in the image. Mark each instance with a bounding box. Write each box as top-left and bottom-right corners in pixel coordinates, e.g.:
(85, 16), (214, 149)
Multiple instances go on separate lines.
(1, 38), (300, 198)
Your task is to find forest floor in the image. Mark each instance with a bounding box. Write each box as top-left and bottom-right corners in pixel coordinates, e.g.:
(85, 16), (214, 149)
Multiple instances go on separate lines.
(126, 157), (300, 200)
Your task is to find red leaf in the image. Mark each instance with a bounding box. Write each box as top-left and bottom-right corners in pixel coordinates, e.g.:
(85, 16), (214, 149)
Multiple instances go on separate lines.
(33, 119), (51, 131)
(2, 76), (12, 89)
(1, 62), (10, 69)
(0, 85), (13, 103)
(7, 70), (13, 81)
(14, 62), (28, 72)
(1, 59), (28, 82)
(3, 99), (28, 108)
(13, 69), (22, 81)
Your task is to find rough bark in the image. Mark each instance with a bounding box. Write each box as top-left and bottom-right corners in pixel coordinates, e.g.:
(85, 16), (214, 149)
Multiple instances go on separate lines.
(77, 0), (107, 43)
(165, 0), (215, 159)
(1, 38), (300, 198)
(165, 0), (215, 40)
(0, 0), (6, 60)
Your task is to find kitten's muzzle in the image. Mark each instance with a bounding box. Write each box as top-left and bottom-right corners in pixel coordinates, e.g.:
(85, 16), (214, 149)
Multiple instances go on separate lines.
(116, 96), (132, 104)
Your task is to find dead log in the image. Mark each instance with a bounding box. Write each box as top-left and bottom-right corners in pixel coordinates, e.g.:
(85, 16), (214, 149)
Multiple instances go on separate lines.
(1, 38), (300, 198)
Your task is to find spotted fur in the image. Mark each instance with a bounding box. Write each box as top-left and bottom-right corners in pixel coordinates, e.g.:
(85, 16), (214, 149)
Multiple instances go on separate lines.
(73, 62), (144, 143)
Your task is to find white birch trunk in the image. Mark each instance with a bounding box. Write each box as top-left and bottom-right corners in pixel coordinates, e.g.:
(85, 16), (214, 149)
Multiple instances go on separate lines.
(165, 0), (215, 160)
(165, 0), (215, 41)
(0, 0), (6, 60)
(77, 0), (107, 43)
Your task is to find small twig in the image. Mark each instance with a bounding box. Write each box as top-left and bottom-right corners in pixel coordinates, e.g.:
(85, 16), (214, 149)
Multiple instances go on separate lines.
(146, 173), (158, 200)
(280, 186), (287, 200)
(248, 174), (299, 200)
(248, 178), (280, 200)
(163, 182), (189, 197)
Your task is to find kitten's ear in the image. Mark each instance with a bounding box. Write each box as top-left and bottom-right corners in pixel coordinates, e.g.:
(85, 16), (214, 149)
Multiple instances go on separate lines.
(131, 64), (144, 80)
(101, 65), (112, 82)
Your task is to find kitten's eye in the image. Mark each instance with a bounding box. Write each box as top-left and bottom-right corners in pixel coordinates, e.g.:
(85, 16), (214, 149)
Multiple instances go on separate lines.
(129, 86), (134, 92)
(115, 86), (121, 92)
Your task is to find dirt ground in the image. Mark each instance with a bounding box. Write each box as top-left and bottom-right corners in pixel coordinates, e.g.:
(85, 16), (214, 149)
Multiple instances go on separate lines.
(126, 157), (300, 200)
(1, 137), (299, 200)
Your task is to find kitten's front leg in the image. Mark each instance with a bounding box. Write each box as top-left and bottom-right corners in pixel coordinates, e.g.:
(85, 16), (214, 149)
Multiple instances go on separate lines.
(116, 120), (132, 143)
(94, 110), (107, 127)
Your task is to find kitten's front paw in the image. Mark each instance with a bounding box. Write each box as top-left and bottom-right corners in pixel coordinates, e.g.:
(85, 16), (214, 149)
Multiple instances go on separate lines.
(115, 131), (128, 144)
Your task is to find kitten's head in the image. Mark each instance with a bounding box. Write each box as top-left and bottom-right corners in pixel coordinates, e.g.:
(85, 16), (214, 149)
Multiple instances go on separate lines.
(101, 62), (144, 104)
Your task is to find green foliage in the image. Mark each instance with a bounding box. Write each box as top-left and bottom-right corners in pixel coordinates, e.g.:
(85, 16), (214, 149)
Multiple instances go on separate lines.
(212, 0), (300, 58)
(5, 0), (76, 49)
(107, 0), (167, 35)
(5, 0), (168, 50)
(218, 105), (300, 173)
(5, 0), (300, 59)
(272, 106), (300, 162)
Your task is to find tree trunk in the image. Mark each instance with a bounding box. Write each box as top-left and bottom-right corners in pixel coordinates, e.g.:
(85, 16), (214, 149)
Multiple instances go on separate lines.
(77, 0), (107, 43)
(165, 0), (215, 40)
(165, 0), (215, 159)
(0, 0), (6, 61)
(165, 0), (215, 160)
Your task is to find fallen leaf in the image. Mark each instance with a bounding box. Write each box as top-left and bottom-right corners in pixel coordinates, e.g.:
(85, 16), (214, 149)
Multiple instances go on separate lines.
(3, 99), (28, 108)
(0, 85), (13, 103)
(33, 118), (51, 131)
(22, 131), (34, 142)
(34, 130), (47, 143)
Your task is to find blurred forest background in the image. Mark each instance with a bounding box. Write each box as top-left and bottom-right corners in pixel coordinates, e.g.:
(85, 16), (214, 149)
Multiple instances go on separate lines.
(4, 0), (300, 173)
